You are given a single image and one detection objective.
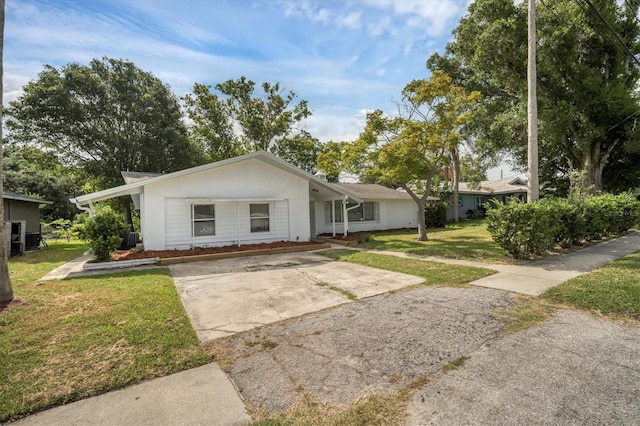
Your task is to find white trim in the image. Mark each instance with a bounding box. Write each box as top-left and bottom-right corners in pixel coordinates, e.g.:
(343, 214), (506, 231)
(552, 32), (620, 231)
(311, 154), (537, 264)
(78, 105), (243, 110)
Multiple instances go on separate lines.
(185, 198), (285, 203)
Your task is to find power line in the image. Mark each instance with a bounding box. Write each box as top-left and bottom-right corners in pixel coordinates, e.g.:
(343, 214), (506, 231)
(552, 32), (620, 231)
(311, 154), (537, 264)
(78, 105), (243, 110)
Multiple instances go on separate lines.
(580, 0), (640, 69)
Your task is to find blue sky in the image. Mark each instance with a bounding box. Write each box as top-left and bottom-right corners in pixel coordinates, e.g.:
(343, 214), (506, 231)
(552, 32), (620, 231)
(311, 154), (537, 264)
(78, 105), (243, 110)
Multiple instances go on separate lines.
(6, 0), (474, 143)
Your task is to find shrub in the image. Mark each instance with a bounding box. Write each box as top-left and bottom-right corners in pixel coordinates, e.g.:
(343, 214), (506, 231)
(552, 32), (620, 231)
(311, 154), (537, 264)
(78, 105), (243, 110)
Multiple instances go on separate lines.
(43, 218), (73, 241)
(425, 202), (448, 228)
(487, 198), (563, 259)
(84, 209), (127, 261)
(356, 232), (374, 243)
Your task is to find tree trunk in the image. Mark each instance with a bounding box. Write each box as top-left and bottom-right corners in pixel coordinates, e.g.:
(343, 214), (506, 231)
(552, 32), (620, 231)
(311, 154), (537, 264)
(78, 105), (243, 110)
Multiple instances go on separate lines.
(451, 148), (460, 223)
(416, 199), (428, 241)
(583, 141), (612, 193)
(0, 0), (13, 304)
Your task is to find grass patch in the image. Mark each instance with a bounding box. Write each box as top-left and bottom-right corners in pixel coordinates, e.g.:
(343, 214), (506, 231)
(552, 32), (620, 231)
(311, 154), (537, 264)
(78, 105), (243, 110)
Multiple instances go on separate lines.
(315, 281), (358, 300)
(356, 219), (512, 263)
(493, 296), (558, 333)
(0, 243), (210, 422)
(317, 249), (494, 288)
(8, 240), (89, 287)
(251, 375), (429, 426)
(442, 356), (470, 373)
(542, 251), (640, 321)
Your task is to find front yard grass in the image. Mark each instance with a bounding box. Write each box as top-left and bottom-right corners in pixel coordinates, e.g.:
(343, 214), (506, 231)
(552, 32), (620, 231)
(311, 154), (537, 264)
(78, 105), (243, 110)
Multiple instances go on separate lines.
(317, 249), (495, 287)
(357, 219), (512, 263)
(542, 250), (640, 322)
(0, 242), (210, 422)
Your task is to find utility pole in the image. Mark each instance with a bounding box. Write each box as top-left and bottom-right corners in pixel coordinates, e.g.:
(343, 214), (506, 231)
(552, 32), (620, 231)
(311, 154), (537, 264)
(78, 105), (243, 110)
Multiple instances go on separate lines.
(527, 0), (539, 202)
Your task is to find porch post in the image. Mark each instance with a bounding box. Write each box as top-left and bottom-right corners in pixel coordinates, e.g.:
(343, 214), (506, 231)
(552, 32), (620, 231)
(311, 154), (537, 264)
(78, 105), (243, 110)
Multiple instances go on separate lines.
(236, 202), (241, 246)
(332, 200), (336, 237)
(343, 198), (348, 237)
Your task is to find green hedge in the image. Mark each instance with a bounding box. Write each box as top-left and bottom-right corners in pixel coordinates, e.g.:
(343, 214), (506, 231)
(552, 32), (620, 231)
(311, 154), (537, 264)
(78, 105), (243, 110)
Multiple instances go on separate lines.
(487, 194), (640, 259)
(425, 202), (448, 228)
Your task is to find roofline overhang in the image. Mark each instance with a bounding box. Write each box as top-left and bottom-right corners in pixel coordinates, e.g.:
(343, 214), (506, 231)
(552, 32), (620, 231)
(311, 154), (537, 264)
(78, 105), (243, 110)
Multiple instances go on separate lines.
(70, 151), (362, 207)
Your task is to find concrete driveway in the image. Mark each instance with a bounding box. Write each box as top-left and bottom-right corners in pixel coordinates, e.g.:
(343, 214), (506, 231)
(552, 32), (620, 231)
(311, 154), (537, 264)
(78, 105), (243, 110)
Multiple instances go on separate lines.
(169, 251), (424, 342)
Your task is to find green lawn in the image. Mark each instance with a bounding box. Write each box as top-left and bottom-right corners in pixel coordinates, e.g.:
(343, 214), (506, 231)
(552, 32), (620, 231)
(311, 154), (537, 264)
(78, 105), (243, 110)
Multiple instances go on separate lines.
(0, 242), (210, 422)
(542, 250), (640, 321)
(357, 219), (512, 263)
(318, 249), (495, 287)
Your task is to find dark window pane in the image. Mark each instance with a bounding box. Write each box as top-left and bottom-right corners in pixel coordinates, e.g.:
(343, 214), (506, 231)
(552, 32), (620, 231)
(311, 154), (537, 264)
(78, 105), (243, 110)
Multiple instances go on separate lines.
(194, 220), (215, 236)
(194, 204), (215, 219)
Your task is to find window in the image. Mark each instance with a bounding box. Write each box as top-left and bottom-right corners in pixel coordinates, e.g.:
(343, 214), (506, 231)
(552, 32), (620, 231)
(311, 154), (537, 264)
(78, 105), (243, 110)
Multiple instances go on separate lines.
(326, 202), (377, 223)
(250, 203), (270, 233)
(447, 195), (464, 207)
(192, 204), (215, 236)
(348, 202), (376, 221)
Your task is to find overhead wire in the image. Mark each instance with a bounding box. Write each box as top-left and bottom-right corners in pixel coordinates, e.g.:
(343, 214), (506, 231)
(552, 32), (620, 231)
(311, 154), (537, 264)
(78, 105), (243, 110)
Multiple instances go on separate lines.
(579, 0), (640, 68)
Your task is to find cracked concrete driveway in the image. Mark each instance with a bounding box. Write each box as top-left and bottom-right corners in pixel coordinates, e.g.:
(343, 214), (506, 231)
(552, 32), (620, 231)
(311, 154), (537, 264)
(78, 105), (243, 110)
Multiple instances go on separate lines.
(169, 251), (424, 341)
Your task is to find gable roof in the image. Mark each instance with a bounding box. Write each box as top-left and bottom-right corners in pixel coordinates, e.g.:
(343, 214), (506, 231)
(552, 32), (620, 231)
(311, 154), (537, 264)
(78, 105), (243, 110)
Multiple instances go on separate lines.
(335, 183), (412, 200)
(3, 191), (52, 204)
(71, 151), (360, 207)
(458, 177), (527, 195)
(121, 171), (162, 184)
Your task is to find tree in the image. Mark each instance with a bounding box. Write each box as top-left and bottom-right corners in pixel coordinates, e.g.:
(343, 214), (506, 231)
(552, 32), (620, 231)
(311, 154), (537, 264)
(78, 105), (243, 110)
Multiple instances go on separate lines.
(319, 71), (480, 241)
(184, 77), (316, 169)
(428, 0), (640, 193)
(3, 146), (83, 221)
(6, 57), (203, 191)
(0, 0), (13, 304)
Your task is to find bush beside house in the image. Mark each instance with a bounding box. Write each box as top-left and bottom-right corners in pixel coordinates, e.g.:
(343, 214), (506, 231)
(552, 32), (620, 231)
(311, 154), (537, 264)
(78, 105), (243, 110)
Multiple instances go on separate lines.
(84, 209), (127, 261)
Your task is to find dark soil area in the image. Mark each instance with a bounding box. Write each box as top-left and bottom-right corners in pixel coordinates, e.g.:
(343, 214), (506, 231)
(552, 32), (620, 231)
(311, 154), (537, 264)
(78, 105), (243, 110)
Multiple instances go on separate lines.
(110, 241), (326, 261)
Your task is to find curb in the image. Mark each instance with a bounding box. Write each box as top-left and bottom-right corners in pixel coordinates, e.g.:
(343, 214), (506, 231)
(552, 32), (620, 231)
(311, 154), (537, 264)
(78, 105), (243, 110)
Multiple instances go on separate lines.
(157, 243), (331, 265)
(83, 257), (159, 271)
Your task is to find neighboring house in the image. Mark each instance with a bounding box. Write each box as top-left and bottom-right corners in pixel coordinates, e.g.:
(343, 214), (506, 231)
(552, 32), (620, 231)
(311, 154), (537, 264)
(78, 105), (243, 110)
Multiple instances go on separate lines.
(3, 190), (52, 252)
(446, 177), (528, 220)
(70, 151), (422, 251)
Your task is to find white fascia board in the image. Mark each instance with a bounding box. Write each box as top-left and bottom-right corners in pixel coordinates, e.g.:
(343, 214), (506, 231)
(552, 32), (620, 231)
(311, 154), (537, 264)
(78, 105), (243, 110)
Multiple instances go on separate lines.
(185, 198), (286, 203)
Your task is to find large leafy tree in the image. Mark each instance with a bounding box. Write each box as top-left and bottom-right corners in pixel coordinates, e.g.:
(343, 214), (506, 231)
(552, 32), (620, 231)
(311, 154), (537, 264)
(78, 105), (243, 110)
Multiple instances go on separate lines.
(319, 71), (480, 240)
(428, 0), (640, 193)
(6, 57), (203, 191)
(184, 77), (318, 170)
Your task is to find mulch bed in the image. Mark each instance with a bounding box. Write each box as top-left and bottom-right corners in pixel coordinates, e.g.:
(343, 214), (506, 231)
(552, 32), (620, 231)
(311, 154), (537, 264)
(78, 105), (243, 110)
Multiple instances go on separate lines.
(110, 241), (326, 262)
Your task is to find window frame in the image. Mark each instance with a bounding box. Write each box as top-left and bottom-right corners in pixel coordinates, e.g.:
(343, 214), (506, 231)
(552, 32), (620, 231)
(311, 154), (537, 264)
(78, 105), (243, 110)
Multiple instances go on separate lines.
(192, 204), (215, 237)
(250, 203), (270, 233)
(326, 201), (377, 223)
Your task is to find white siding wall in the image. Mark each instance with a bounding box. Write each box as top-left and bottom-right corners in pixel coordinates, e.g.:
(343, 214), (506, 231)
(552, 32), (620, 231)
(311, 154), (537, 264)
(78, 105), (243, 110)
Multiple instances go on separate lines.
(141, 159), (309, 250)
(314, 199), (417, 235)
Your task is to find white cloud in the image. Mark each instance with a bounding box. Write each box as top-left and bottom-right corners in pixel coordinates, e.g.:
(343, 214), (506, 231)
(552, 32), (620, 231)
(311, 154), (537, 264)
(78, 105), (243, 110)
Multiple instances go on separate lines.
(337, 11), (362, 29)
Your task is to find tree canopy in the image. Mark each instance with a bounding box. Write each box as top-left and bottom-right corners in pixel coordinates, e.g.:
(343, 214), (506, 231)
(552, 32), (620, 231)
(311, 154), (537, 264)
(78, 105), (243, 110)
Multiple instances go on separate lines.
(319, 71), (480, 240)
(184, 77), (319, 171)
(428, 0), (640, 193)
(3, 146), (83, 221)
(6, 57), (203, 190)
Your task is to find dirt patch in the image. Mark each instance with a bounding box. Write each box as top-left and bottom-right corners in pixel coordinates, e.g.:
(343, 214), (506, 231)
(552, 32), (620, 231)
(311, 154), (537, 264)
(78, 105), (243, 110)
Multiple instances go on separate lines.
(110, 241), (326, 261)
(209, 286), (514, 415)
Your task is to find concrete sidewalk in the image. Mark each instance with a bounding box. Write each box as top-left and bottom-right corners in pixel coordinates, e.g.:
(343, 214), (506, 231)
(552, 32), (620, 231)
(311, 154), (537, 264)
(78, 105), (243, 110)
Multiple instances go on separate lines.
(369, 231), (640, 296)
(12, 363), (251, 426)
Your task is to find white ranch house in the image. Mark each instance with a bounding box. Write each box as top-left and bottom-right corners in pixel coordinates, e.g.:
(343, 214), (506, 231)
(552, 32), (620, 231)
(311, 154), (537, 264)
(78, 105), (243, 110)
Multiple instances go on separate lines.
(70, 151), (421, 251)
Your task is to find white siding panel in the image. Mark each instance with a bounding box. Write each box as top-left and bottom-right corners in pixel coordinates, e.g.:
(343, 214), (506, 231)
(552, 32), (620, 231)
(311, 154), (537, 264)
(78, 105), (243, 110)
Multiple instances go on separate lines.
(165, 198), (191, 249)
(274, 200), (290, 240)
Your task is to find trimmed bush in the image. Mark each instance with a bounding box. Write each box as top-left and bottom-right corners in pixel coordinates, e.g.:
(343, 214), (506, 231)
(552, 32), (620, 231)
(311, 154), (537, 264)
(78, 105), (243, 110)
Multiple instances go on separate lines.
(487, 198), (564, 259)
(488, 193), (640, 259)
(84, 209), (127, 261)
(425, 202), (448, 228)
